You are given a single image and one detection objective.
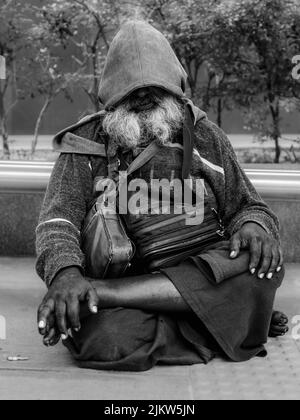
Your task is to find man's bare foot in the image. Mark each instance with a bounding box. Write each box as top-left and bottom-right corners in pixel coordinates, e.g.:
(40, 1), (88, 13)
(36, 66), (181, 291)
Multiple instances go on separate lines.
(269, 311), (289, 338)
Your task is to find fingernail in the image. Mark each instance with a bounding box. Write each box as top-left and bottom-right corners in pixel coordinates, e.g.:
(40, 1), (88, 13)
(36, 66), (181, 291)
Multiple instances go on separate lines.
(259, 273), (265, 279)
(250, 268), (256, 275)
(230, 251), (236, 258)
(39, 321), (46, 329)
(267, 273), (273, 279)
(61, 334), (68, 341)
(276, 267), (282, 273)
(92, 306), (98, 314)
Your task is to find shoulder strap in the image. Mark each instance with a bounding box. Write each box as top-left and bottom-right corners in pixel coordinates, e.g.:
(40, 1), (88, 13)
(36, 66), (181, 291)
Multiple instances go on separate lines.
(126, 141), (161, 177)
(182, 104), (196, 179)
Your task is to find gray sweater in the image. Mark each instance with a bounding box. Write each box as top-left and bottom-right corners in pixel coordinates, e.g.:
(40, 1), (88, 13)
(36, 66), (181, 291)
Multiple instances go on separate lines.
(36, 114), (280, 286)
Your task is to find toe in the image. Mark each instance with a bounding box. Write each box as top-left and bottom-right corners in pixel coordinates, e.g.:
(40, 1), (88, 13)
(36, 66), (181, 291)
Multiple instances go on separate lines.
(269, 324), (289, 338)
(272, 311), (288, 326)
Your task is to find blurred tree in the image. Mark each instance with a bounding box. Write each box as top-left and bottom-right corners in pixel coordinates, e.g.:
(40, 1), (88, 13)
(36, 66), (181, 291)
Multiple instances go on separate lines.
(3, 0), (299, 164)
(143, 0), (238, 127)
(39, 0), (124, 114)
(29, 0), (147, 153)
(29, 48), (78, 156)
(28, 4), (81, 155)
(145, 0), (221, 99)
(0, 0), (34, 158)
(216, 0), (300, 162)
(144, 0), (300, 148)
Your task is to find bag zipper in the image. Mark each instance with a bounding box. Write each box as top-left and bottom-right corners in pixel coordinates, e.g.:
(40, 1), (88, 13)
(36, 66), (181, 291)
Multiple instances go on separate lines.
(141, 227), (221, 257)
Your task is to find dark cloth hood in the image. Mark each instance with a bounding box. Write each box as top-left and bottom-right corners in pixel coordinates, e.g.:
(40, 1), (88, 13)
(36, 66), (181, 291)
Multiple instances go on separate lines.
(98, 20), (189, 109)
(53, 21), (207, 155)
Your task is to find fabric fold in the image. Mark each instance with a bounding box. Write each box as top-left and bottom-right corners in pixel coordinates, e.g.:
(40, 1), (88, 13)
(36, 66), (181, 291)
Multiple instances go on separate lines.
(161, 256), (284, 362)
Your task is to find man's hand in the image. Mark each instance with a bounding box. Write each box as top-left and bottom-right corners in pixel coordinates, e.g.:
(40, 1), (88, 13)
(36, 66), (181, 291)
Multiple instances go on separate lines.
(41, 312), (60, 347)
(37, 267), (99, 342)
(230, 222), (283, 279)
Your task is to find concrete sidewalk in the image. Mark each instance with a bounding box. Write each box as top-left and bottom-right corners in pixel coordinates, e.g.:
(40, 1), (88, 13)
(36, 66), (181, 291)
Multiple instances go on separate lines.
(0, 258), (299, 400)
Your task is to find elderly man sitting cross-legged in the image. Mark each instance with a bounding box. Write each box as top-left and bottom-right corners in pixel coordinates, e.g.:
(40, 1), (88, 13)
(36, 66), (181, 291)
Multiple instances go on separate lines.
(36, 21), (288, 372)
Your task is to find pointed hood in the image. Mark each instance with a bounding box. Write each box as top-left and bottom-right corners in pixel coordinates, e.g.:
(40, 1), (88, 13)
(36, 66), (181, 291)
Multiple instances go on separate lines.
(53, 21), (207, 156)
(98, 20), (188, 110)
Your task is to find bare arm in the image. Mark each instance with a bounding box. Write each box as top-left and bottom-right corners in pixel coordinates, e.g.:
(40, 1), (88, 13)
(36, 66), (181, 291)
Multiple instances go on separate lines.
(83, 273), (191, 317)
(39, 271), (191, 347)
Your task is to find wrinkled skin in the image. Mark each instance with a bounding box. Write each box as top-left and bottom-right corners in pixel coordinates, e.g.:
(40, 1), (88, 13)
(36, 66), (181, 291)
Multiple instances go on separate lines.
(38, 267), (99, 343)
(230, 222), (284, 279)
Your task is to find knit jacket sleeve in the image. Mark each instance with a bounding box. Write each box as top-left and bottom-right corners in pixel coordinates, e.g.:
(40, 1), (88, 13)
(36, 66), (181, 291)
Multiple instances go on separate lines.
(35, 121), (106, 287)
(209, 122), (280, 240)
(35, 152), (93, 287)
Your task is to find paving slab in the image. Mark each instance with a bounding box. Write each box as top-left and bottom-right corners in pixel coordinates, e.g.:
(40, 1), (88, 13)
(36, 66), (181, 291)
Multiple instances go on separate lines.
(0, 258), (299, 400)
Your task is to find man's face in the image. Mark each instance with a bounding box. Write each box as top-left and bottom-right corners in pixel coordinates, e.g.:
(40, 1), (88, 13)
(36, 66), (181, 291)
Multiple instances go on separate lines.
(125, 87), (165, 113)
(103, 87), (184, 150)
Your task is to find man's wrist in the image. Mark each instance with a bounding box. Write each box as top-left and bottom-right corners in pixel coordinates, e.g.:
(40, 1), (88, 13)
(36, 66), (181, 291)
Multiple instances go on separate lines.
(53, 266), (84, 284)
(90, 279), (119, 309)
(240, 221), (268, 234)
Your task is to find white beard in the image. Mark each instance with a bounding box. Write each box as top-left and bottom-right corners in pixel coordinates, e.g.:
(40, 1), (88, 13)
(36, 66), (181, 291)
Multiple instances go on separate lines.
(102, 94), (184, 150)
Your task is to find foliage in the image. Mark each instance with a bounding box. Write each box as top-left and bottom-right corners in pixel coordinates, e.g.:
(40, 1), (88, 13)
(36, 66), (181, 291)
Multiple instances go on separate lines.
(214, 0), (300, 162)
(1, 0), (300, 162)
(38, 0), (125, 113)
(0, 0), (36, 157)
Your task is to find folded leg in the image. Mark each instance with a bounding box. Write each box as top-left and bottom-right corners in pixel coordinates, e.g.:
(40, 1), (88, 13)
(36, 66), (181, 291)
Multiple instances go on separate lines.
(64, 307), (218, 371)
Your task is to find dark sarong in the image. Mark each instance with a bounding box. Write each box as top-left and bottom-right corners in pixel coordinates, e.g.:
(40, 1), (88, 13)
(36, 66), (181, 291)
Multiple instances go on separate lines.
(64, 242), (284, 371)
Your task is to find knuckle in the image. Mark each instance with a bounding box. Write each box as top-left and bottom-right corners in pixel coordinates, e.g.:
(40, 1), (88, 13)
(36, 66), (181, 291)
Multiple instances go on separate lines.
(70, 316), (79, 325)
(233, 237), (240, 245)
(88, 286), (96, 296)
(68, 305), (79, 319)
(56, 313), (64, 323)
(251, 250), (261, 259)
(52, 291), (62, 301)
(261, 260), (271, 270)
(39, 302), (50, 314)
(66, 292), (77, 302)
(41, 295), (49, 305)
(250, 238), (258, 248)
(55, 306), (65, 320)
(57, 320), (65, 331)
(231, 233), (239, 243)
(41, 295), (52, 307)
(253, 235), (262, 243)
(38, 304), (45, 314)
(267, 238), (275, 247)
(69, 317), (77, 326)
